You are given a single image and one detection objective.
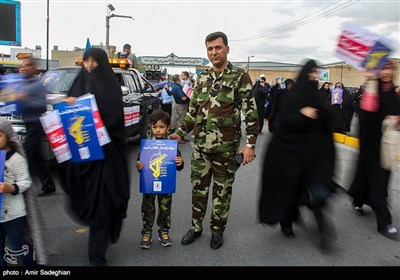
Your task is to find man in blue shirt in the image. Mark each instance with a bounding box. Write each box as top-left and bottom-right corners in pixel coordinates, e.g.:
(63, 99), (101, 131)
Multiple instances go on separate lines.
(170, 74), (189, 143)
(18, 58), (56, 196)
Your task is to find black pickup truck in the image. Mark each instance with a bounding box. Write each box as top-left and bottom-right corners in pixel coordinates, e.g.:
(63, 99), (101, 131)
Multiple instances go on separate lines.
(5, 66), (160, 159)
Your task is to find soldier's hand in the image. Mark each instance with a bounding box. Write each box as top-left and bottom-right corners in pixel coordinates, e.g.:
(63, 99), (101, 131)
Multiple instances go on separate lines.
(169, 133), (182, 141)
(240, 146), (255, 165)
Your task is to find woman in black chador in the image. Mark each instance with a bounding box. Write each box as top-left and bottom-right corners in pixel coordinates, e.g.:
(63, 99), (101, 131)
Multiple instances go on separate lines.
(61, 48), (130, 265)
(328, 82), (355, 134)
(258, 60), (337, 249)
(349, 60), (400, 240)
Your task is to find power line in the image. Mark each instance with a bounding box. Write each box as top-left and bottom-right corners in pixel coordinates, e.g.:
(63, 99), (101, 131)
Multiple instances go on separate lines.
(233, 0), (341, 41)
(258, 0), (360, 39)
(232, 0), (360, 42)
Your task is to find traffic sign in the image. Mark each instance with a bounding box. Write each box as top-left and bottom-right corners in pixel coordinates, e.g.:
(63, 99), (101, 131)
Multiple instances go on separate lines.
(16, 53), (32, 60)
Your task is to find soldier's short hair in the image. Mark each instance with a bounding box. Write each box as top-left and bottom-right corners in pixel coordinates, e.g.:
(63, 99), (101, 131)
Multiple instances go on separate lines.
(123, 44), (131, 51)
(150, 109), (171, 126)
(205, 31), (228, 46)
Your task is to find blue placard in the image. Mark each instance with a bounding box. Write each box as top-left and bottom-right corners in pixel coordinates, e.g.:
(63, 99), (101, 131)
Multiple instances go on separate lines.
(54, 99), (104, 162)
(0, 73), (24, 115)
(361, 40), (391, 70)
(0, 150), (6, 220)
(139, 139), (178, 194)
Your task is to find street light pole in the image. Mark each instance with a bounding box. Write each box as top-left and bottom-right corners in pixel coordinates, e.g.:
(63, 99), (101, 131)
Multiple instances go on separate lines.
(340, 61), (344, 83)
(46, 0), (49, 71)
(105, 4), (134, 57)
(247, 55), (254, 73)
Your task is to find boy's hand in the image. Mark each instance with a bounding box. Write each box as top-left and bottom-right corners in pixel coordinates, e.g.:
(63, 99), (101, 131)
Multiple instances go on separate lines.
(174, 156), (183, 166)
(136, 161), (144, 171)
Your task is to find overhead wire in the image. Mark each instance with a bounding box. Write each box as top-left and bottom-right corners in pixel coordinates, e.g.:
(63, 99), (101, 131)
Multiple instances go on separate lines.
(232, 0), (360, 42)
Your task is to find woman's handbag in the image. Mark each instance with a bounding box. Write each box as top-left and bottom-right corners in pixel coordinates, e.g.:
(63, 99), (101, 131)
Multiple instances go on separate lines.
(360, 78), (379, 112)
(380, 118), (400, 170)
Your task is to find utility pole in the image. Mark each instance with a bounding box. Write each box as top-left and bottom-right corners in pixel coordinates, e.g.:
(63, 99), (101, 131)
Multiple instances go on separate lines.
(105, 4), (133, 57)
(247, 55), (254, 73)
(340, 61), (344, 83)
(46, 0), (49, 71)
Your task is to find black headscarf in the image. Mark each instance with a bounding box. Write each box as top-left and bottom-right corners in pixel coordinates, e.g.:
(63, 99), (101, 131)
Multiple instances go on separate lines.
(69, 47), (126, 144)
(290, 60), (319, 108)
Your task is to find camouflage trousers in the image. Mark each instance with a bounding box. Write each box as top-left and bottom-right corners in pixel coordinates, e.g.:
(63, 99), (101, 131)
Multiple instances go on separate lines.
(190, 146), (240, 235)
(141, 194), (172, 234)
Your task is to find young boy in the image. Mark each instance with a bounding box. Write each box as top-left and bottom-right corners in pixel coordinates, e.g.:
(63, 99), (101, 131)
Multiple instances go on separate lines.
(136, 110), (184, 248)
(0, 119), (36, 266)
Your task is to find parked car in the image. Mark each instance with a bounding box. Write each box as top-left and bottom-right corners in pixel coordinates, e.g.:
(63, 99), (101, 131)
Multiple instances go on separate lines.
(2, 63), (160, 160)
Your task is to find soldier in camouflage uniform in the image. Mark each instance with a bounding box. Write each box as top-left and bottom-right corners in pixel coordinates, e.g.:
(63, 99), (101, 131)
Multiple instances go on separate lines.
(170, 31), (259, 250)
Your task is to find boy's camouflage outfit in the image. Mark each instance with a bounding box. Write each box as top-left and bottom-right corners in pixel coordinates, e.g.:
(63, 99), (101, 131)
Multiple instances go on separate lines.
(137, 146), (184, 246)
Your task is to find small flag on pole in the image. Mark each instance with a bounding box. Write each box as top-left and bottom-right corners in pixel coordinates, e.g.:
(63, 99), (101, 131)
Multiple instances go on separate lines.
(85, 38), (91, 50)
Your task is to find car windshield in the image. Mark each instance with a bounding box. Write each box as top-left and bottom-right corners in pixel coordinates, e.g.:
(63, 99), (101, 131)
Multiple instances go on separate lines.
(41, 68), (80, 94)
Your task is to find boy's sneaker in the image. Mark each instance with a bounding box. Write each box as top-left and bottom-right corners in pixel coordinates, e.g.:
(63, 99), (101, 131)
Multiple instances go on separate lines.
(140, 234), (152, 249)
(158, 231), (172, 247)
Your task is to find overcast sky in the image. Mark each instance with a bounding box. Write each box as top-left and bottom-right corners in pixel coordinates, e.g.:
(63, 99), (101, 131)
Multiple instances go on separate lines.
(1, 0), (399, 65)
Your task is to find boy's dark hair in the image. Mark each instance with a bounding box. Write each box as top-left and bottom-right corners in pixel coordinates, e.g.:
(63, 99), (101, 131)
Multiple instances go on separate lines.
(205, 31), (228, 46)
(150, 109), (171, 126)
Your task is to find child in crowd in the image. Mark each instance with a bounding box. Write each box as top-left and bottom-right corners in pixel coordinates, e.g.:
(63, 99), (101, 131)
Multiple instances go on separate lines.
(136, 110), (184, 249)
(0, 118), (35, 266)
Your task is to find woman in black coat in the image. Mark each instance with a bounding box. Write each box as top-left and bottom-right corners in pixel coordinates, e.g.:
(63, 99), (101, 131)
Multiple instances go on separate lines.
(61, 48), (130, 265)
(348, 60), (400, 240)
(252, 77), (269, 133)
(258, 60), (337, 249)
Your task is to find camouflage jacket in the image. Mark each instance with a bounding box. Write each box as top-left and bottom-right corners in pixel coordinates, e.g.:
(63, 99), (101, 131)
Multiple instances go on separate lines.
(176, 62), (259, 153)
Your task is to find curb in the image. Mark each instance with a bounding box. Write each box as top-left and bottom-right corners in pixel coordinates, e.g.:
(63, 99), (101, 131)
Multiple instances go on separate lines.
(333, 133), (359, 148)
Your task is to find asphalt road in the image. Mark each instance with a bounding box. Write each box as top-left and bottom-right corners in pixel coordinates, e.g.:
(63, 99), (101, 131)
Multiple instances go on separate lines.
(34, 121), (400, 267)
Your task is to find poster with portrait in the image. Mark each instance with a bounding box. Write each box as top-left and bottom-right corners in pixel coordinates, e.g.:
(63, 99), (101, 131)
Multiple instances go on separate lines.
(139, 139), (178, 194)
(318, 69), (330, 82)
(331, 88), (343, 105)
(54, 98), (104, 162)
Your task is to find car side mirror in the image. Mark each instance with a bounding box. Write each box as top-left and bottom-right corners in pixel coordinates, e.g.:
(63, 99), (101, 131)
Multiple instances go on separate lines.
(121, 86), (130, 95)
